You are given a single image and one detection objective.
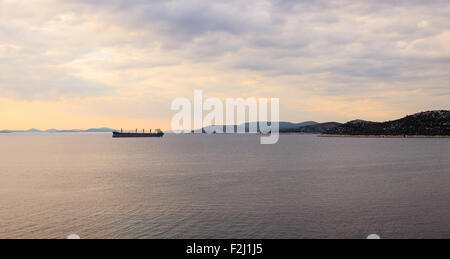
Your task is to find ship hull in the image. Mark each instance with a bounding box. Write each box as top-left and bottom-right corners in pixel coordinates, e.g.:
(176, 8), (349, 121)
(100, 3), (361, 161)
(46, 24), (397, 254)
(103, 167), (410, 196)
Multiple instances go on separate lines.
(113, 132), (164, 138)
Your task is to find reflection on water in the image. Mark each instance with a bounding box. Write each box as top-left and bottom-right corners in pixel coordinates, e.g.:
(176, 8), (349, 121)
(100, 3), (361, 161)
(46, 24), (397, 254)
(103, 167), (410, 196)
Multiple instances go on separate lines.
(0, 133), (449, 239)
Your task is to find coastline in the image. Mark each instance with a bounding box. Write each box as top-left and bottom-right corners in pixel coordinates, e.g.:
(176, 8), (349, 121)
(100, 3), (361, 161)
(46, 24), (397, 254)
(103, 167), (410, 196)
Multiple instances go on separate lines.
(279, 132), (320, 135)
(319, 134), (450, 138)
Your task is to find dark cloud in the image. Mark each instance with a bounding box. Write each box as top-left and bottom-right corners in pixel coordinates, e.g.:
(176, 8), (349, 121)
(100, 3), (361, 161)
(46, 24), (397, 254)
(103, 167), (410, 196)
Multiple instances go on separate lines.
(0, 70), (116, 100)
(71, 0), (264, 40)
(0, 0), (449, 102)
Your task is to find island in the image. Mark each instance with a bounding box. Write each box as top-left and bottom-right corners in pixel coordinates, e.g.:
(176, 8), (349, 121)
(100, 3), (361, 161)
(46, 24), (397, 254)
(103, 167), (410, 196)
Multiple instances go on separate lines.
(322, 110), (450, 137)
(280, 122), (342, 134)
(0, 128), (117, 133)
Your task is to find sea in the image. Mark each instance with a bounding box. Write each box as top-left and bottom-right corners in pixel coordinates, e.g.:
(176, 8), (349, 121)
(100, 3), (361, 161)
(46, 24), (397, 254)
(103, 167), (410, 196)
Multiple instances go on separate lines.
(1, 133), (449, 239)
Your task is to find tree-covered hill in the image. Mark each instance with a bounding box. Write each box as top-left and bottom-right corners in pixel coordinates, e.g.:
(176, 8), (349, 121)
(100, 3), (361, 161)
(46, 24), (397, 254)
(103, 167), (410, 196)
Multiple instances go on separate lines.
(323, 110), (450, 136)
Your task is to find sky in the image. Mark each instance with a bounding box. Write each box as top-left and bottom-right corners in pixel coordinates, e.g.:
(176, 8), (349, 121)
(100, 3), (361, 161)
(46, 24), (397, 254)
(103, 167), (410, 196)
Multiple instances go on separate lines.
(0, 0), (449, 130)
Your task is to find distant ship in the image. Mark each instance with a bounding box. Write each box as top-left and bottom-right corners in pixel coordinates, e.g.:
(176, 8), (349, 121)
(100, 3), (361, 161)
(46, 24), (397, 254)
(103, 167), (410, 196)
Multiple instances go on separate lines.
(113, 129), (164, 138)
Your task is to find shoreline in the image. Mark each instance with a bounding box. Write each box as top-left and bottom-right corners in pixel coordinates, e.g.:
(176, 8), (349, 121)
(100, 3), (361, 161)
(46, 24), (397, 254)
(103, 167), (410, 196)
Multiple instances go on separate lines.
(279, 132), (320, 135)
(319, 134), (450, 138)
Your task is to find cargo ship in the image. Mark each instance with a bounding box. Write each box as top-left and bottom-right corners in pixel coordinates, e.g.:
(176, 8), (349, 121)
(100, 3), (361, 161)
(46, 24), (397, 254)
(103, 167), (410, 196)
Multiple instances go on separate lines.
(113, 129), (164, 138)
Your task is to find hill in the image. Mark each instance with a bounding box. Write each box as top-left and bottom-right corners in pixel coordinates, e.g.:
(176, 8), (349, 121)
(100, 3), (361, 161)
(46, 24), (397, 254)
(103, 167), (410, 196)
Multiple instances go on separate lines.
(281, 122), (342, 133)
(323, 110), (450, 136)
(199, 121), (318, 133)
(1, 128), (117, 133)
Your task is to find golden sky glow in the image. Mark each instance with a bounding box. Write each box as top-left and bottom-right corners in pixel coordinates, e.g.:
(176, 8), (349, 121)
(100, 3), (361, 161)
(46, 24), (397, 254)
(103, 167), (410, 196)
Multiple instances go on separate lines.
(1, 0), (449, 130)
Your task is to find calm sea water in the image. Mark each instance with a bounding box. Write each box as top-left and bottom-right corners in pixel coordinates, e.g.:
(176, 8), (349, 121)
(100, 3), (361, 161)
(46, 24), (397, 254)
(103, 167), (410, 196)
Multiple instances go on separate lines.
(0, 133), (449, 239)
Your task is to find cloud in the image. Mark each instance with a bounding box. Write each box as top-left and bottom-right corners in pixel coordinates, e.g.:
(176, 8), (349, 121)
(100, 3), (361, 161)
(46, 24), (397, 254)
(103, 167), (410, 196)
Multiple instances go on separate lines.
(0, 0), (449, 128)
(0, 68), (116, 100)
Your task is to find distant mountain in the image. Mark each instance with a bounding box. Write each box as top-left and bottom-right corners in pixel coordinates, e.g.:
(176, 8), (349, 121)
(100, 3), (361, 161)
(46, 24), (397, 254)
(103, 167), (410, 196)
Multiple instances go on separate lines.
(323, 110), (450, 136)
(198, 121), (318, 133)
(54, 129), (82, 133)
(281, 122), (342, 133)
(26, 128), (43, 133)
(53, 128), (116, 133)
(83, 128), (117, 133)
(1, 128), (117, 133)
